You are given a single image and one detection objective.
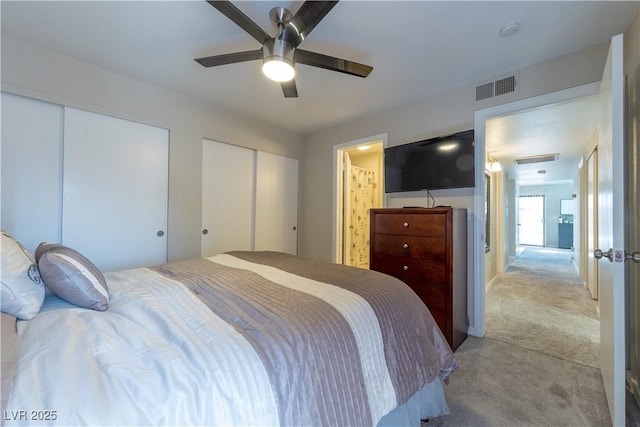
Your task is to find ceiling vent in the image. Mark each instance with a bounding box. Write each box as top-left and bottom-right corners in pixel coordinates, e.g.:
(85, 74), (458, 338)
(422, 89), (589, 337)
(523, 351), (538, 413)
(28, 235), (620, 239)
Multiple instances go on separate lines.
(475, 74), (517, 102)
(514, 153), (559, 165)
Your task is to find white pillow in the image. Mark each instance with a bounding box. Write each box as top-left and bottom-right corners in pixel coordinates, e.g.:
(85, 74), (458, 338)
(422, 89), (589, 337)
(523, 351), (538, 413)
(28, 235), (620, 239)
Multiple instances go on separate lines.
(1, 232), (45, 320)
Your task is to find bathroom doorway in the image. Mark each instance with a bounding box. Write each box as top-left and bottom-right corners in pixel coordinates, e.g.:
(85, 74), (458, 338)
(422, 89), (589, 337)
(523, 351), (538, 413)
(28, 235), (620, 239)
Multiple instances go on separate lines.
(333, 136), (385, 267)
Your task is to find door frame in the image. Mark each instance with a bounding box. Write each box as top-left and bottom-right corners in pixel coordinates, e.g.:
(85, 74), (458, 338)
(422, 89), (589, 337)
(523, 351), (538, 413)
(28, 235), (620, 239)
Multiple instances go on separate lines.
(471, 82), (600, 337)
(586, 146), (599, 300)
(343, 151), (354, 265)
(332, 133), (387, 264)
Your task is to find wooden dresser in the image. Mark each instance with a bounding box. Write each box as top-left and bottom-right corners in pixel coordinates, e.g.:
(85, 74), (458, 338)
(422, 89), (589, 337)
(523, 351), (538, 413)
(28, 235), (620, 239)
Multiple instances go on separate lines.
(369, 207), (467, 350)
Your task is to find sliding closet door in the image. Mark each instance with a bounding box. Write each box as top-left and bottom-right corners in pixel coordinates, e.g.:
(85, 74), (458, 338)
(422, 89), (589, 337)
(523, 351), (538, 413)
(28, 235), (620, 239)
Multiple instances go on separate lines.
(201, 139), (254, 257)
(62, 108), (169, 272)
(1, 92), (63, 253)
(255, 151), (298, 254)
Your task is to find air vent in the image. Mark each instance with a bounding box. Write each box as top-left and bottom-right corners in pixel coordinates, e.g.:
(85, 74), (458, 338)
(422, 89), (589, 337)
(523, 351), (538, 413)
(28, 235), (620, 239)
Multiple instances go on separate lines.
(514, 153), (559, 165)
(476, 82), (494, 101)
(495, 75), (516, 96)
(475, 74), (517, 102)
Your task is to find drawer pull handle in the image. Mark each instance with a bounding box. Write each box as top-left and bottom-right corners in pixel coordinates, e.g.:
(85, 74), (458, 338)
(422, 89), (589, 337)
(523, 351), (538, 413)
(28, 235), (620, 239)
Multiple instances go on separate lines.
(403, 222), (409, 228)
(403, 265), (409, 271)
(403, 243), (409, 249)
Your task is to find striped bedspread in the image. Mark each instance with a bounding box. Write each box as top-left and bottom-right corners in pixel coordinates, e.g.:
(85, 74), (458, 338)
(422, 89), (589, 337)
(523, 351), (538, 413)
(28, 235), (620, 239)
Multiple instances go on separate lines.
(6, 252), (457, 426)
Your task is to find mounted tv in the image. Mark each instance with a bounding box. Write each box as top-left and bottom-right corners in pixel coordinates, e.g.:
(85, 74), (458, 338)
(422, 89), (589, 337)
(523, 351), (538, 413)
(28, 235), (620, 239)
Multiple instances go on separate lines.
(384, 130), (475, 193)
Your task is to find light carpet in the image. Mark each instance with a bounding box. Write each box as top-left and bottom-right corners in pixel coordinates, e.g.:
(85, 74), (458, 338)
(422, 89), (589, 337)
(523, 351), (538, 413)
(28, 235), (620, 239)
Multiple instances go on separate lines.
(485, 247), (600, 368)
(426, 246), (613, 426)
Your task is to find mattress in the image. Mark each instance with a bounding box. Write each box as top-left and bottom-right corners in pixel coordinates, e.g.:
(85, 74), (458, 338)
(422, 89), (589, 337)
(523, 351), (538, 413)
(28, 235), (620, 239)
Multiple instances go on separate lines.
(4, 251), (457, 426)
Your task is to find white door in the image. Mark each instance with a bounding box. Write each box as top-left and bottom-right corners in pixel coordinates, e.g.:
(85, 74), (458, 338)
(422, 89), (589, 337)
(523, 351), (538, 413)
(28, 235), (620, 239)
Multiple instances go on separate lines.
(201, 139), (254, 257)
(595, 34), (625, 426)
(1, 93), (63, 253)
(62, 108), (169, 272)
(255, 151), (298, 254)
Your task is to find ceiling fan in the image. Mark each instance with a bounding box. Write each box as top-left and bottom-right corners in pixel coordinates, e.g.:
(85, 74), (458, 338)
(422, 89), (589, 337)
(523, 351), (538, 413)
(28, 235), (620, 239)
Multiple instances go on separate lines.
(195, 0), (373, 98)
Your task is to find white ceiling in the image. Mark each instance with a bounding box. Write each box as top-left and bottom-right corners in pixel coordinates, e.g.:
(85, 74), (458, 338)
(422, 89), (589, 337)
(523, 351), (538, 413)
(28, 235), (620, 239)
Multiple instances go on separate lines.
(486, 94), (599, 185)
(1, 1), (637, 185)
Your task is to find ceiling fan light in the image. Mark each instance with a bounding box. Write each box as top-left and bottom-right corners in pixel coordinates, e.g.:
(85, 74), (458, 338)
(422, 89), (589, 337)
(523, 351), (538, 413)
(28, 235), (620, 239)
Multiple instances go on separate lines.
(262, 38), (295, 82)
(262, 59), (295, 82)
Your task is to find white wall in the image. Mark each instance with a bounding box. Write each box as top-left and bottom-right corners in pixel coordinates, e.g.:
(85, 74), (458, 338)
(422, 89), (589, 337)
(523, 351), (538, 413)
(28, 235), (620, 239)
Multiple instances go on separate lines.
(573, 162), (586, 278)
(484, 170), (499, 285)
(1, 36), (303, 262)
(349, 151), (381, 177)
(505, 178), (518, 264)
(299, 42), (611, 334)
(299, 42), (610, 263)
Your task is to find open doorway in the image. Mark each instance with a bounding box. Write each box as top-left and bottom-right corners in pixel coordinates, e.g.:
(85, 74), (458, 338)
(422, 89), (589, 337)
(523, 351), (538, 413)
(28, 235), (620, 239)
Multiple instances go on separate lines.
(333, 136), (385, 267)
(472, 82), (600, 337)
(518, 195), (545, 246)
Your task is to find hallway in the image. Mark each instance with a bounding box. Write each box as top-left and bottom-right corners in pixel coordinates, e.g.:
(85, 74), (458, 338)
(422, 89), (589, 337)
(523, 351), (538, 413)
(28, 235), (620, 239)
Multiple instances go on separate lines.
(429, 246), (611, 426)
(486, 246), (600, 368)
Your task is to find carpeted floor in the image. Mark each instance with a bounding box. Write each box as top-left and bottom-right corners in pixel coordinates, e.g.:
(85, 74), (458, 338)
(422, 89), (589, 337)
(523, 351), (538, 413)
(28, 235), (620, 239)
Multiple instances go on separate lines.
(425, 246), (635, 427)
(485, 247), (600, 368)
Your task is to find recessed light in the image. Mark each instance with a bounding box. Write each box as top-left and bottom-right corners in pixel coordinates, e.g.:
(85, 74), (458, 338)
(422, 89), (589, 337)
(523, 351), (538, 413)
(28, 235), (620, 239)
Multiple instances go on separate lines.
(500, 22), (520, 38)
(357, 145), (370, 151)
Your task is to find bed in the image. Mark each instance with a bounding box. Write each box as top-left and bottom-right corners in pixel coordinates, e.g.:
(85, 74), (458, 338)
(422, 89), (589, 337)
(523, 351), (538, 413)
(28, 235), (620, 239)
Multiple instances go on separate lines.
(1, 232), (457, 426)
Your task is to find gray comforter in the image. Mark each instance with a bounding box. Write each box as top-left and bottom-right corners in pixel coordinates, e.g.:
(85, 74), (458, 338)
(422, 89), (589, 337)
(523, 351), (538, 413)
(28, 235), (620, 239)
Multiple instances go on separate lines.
(152, 251), (458, 426)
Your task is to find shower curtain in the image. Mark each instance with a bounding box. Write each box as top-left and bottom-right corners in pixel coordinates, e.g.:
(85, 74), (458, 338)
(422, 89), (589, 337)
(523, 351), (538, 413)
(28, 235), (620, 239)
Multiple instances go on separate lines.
(346, 166), (377, 268)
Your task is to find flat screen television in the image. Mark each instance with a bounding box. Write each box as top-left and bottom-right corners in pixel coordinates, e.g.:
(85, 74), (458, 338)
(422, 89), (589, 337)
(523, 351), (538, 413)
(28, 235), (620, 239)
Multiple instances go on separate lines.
(384, 130), (475, 193)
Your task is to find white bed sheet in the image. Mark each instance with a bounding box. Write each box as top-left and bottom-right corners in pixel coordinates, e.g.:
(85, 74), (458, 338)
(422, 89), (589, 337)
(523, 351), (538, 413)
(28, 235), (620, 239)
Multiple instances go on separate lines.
(7, 268), (279, 426)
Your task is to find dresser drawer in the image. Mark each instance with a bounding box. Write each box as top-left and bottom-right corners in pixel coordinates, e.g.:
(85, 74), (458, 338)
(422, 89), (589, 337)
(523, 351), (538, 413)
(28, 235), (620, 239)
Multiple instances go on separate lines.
(373, 234), (446, 261)
(373, 213), (446, 237)
(409, 282), (450, 309)
(372, 254), (448, 284)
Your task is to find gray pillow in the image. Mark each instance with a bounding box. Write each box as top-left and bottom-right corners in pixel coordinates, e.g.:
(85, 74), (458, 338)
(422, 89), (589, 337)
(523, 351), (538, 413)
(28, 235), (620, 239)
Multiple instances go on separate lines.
(36, 243), (108, 311)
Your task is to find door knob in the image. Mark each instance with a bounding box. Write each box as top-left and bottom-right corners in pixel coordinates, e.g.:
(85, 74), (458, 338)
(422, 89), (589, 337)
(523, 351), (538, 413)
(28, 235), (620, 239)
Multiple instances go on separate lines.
(157, 230), (165, 237)
(594, 248), (613, 262)
(625, 251), (640, 263)
(202, 229), (208, 235)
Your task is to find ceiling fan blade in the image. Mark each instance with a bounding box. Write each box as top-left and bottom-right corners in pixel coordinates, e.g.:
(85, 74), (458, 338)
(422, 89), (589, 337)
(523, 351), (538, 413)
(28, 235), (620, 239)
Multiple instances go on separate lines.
(295, 49), (373, 78)
(206, 0), (271, 44)
(281, 80), (298, 98)
(280, 1), (338, 48)
(195, 49), (263, 67)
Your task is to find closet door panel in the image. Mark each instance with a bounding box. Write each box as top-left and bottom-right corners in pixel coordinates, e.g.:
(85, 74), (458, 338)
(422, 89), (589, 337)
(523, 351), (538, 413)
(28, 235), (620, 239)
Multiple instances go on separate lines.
(201, 139), (254, 257)
(62, 108), (168, 272)
(1, 93), (63, 253)
(255, 152), (298, 254)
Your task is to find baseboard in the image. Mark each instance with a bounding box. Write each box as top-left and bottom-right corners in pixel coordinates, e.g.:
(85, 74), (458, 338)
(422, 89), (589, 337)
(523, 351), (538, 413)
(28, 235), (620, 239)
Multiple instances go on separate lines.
(467, 326), (482, 338)
(485, 275), (500, 292)
(626, 371), (640, 411)
(571, 258), (580, 272)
